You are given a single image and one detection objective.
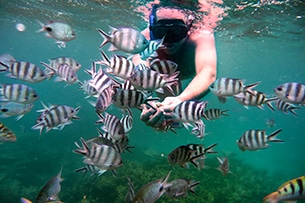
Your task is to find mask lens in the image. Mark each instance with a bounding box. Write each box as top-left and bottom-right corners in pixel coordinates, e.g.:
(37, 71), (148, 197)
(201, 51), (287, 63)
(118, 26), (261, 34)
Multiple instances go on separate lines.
(151, 20), (188, 43)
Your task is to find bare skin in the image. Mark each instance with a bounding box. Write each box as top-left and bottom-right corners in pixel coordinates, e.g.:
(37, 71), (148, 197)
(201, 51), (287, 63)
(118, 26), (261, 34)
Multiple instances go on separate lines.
(133, 7), (217, 128)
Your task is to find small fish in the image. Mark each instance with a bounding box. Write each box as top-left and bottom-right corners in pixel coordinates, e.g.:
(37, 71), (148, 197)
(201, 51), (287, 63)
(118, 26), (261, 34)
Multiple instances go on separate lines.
(96, 112), (126, 141)
(263, 175), (305, 203)
(32, 103), (80, 134)
(0, 83), (39, 104)
(150, 58), (178, 75)
(0, 122), (16, 142)
(74, 137), (123, 171)
(203, 108), (229, 120)
(93, 86), (114, 113)
(165, 179), (200, 199)
(275, 99), (300, 116)
(85, 62), (114, 95)
(41, 62), (78, 84)
(140, 38), (164, 60)
(98, 51), (135, 80)
(129, 69), (179, 94)
(234, 90), (277, 111)
(209, 78), (260, 103)
(0, 61), (46, 83)
(168, 145), (204, 168)
(131, 171), (172, 203)
(217, 157), (232, 176)
(79, 80), (98, 99)
(171, 100), (209, 123)
(190, 120), (207, 139)
(237, 129), (283, 151)
(274, 82), (305, 105)
(0, 101), (34, 120)
(98, 27), (149, 54)
(49, 56), (81, 71)
(36, 20), (76, 48)
(265, 118), (276, 128)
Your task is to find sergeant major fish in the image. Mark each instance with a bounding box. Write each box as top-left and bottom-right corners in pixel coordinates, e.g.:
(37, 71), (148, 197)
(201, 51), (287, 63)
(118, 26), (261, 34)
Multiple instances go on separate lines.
(209, 77), (260, 103)
(36, 20), (76, 48)
(217, 157), (232, 176)
(98, 26), (149, 54)
(274, 82), (305, 105)
(20, 167), (63, 203)
(0, 61), (46, 83)
(275, 99), (300, 116)
(41, 62), (78, 84)
(0, 122), (16, 142)
(237, 129), (283, 151)
(139, 38), (165, 60)
(32, 103), (80, 134)
(263, 175), (305, 203)
(0, 83), (39, 104)
(150, 58), (178, 75)
(165, 179), (200, 199)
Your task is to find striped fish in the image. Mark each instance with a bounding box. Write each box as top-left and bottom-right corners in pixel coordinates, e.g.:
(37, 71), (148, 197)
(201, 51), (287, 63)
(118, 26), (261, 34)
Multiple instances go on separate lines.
(41, 62), (78, 84)
(98, 51), (135, 80)
(78, 80), (98, 99)
(139, 38), (164, 60)
(0, 61), (46, 83)
(263, 175), (305, 203)
(0, 122), (16, 142)
(129, 69), (179, 94)
(94, 86), (114, 113)
(190, 120), (207, 139)
(0, 101), (34, 120)
(274, 82), (305, 105)
(217, 157), (232, 176)
(172, 100), (209, 123)
(167, 145), (205, 168)
(120, 114), (133, 133)
(275, 99), (300, 116)
(0, 83), (39, 104)
(234, 90), (277, 111)
(204, 108), (229, 120)
(112, 88), (159, 110)
(86, 62), (114, 95)
(74, 137), (123, 170)
(32, 104), (80, 134)
(187, 143), (218, 157)
(49, 56), (81, 71)
(237, 129), (283, 151)
(150, 58), (178, 75)
(98, 27), (149, 54)
(96, 112), (126, 141)
(209, 78), (259, 103)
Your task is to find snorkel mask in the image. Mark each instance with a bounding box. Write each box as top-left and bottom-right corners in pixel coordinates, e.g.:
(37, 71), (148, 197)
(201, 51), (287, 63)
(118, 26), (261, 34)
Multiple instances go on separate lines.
(149, 4), (192, 44)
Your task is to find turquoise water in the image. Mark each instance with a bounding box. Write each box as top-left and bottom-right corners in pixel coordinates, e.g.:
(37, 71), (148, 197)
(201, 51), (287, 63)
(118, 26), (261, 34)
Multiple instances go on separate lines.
(0, 0), (305, 202)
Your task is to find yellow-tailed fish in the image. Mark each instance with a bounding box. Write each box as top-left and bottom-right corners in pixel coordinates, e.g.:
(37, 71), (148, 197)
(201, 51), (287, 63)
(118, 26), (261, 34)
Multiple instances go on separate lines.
(0, 122), (16, 142)
(263, 175), (305, 203)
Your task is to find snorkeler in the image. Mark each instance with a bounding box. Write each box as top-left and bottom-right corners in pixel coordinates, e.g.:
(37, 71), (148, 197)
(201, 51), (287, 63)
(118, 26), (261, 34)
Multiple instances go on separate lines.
(133, 4), (217, 129)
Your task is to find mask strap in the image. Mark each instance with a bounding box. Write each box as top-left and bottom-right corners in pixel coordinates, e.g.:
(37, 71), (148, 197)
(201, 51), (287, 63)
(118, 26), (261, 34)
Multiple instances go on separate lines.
(149, 4), (158, 40)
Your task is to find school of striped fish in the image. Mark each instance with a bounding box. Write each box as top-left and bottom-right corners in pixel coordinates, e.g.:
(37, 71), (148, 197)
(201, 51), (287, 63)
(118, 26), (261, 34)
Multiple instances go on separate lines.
(0, 20), (304, 203)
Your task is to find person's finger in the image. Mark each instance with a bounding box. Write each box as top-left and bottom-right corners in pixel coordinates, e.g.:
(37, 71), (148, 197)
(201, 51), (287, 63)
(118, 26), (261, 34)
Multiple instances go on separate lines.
(146, 110), (163, 127)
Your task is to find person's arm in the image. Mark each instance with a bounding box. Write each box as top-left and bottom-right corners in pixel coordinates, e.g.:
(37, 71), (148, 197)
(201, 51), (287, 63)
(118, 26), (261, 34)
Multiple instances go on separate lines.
(160, 30), (217, 110)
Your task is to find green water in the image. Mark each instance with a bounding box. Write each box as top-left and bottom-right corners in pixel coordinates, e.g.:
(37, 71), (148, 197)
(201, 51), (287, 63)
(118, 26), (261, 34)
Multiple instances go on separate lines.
(0, 0), (305, 202)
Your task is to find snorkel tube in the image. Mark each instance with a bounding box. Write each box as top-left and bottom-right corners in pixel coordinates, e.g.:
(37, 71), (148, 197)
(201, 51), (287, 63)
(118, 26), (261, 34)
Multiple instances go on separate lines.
(149, 4), (158, 40)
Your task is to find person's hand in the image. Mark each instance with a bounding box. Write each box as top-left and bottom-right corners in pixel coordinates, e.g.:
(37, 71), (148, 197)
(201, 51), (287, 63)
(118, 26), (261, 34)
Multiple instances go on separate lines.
(157, 96), (182, 111)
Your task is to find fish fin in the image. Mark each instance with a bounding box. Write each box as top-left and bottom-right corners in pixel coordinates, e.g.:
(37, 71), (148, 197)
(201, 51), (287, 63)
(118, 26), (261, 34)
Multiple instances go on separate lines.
(267, 129), (284, 142)
(73, 137), (90, 156)
(35, 20), (45, 33)
(108, 44), (118, 52)
(98, 28), (111, 48)
(15, 114), (24, 121)
(266, 102), (275, 111)
(263, 191), (279, 203)
(0, 62), (8, 71)
(204, 143), (218, 154)
(20, 197), (33, 203)
(53, 76), (64, 82)
(245, 81), (260, 95)
(31, 123), (44, 135)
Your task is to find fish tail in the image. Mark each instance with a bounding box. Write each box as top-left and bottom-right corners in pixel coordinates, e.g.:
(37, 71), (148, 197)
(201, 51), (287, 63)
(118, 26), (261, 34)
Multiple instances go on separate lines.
(0, 62), (8, 72)
(35, 20), (45, 33)
(73, 137), (90, 156)
(263, 191), (279, 203)
(204, 143), (218, 154)
(289, 106), (301, 117)
(40, 61), (56, 77)
(245, 81), (260, 95)
(98, 28), (111, 48)
(97, 50), (110, 66)
(267, 129), (284, 142)
(189, 181), (200, 194)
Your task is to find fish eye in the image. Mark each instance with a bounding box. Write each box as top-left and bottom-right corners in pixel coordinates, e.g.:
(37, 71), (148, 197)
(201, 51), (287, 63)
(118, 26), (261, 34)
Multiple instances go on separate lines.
(33, 94), (38, 97)
(277, 87), (282, 91)
(46, 27), (52, 32)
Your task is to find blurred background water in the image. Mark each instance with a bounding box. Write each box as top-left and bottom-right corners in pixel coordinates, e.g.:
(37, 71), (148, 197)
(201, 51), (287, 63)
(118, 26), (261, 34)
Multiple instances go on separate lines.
(0, 0), (304, 202)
